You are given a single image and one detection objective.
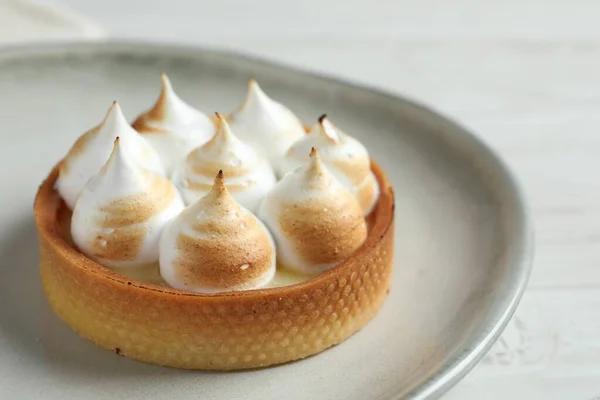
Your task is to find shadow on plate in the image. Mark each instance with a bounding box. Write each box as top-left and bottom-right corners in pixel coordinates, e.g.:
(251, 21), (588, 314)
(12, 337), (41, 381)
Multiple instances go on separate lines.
(0, 216), (185, 378)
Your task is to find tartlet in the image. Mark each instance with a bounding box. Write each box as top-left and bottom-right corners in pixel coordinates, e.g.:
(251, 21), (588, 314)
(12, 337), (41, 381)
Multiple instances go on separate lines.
(34, 160), (394, 369)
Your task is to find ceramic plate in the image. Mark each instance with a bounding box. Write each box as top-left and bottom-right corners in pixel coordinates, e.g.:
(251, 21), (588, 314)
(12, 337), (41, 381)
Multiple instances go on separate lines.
(0, 42), (532, 399)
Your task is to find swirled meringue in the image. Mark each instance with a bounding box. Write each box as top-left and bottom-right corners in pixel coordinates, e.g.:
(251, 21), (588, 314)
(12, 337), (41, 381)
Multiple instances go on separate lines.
(227, 79), (305, 174)
(57, 102), (165, 209)
(258, 148), (367, 274)
(71, 138), (184, 268)
(132, 73), (216, 174)
(171, 113), (276, 212)
(159, 171), (276, 293)
(280, 115), (380, 215)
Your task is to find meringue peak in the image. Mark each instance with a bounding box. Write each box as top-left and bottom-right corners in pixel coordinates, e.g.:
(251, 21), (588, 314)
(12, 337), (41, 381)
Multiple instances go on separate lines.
(314, 115), (343, 143)
(304, 148), (332, 187)
(160, 169), (276, 293)
(172, 113), (277, 211)
(258, 146), (367, 274)
(92, 136), (147, 194)
(307, 147), (325, 174)
(130, 73), (216, 175)
(71, 135), (184, 268)
(192, 114), (255, 162)
(57, 102), (165, 209)
(227, 79), (305, 174)
(109, 136), (122, 160)
(187, 170), (239, 216)
(237, 79), (282, 120)
(273, 147), (336, 197)
(207, 113), (236, 145)
(152, 73), (178, 115)
(280, 116), (380, 215)
(207, 169), (229, 200)
(147, 73), (195, 122)
(100, 101), (135, 137)
(160, 72), (173, 93)
(245, 79), (271, 109)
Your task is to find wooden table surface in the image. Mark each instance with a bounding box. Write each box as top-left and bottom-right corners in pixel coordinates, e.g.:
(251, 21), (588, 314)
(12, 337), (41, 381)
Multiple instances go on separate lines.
(33, 0), (600, 397)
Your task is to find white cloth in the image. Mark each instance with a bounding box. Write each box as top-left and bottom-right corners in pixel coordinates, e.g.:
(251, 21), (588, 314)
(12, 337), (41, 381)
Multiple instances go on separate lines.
(0, 0), (104, 44)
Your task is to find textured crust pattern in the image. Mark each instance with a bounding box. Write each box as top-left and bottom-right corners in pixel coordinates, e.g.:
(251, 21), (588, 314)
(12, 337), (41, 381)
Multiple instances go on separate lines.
(35, 163), (394, 370)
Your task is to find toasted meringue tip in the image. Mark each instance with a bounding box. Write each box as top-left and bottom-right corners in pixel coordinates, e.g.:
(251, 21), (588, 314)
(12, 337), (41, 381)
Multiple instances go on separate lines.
(108, 101), (122, 114)
(160, 72), (173, 91)
(104, 101), (127, 125)
(110, 136), (126, 157)
(207, 169), (230, 197)
(105, 136), (124, 168)
(316, 116), (342, 143)
(239, 79), (271, 112)
(210, 112), (234, 141)
(308, 148), (327, 174)
(247, 79), (267, 98)
(158, 73), (175, 104)
(212, 169), (227, 191)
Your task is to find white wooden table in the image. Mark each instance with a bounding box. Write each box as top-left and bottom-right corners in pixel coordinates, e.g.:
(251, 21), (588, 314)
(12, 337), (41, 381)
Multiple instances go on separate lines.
(19, 0), (600, 397)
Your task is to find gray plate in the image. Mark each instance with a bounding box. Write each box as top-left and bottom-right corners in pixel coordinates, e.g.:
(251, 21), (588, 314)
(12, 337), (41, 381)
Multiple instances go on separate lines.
(0, 42), (533, 400)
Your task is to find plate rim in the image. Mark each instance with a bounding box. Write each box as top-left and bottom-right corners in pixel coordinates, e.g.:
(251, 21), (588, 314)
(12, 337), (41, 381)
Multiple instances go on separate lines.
(0, 40), (534, 399)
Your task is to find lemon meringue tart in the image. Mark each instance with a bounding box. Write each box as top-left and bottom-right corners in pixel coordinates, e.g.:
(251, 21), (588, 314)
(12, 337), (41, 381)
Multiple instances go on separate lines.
(34, 86), (395, 371)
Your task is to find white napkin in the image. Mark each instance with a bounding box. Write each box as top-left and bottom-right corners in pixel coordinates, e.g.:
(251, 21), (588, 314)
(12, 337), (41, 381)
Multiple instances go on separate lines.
(0, 0), (105, 44)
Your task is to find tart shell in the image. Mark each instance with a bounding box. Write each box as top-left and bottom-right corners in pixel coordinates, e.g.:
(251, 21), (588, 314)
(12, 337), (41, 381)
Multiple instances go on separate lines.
(34, 161), (395, 370)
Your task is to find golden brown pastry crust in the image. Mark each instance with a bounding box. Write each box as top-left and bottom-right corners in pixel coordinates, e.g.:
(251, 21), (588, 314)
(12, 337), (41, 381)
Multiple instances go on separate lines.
(34, 161), (394, 370)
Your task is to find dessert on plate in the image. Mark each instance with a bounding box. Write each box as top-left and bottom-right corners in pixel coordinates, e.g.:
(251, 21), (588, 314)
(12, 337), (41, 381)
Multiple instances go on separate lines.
(34, 75), (395, 370)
